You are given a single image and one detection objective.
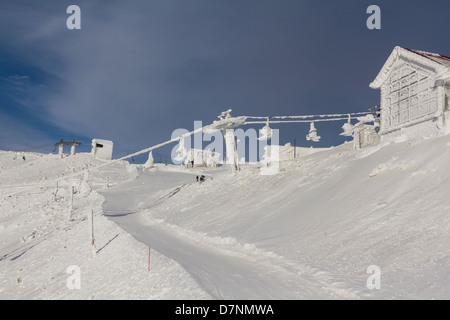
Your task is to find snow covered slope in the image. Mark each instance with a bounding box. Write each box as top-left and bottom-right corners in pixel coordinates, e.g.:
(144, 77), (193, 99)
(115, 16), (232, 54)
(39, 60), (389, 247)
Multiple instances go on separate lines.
(2, 133), (450, 299)
(102, 136), (450, 299)
(0, 152), (210, 299)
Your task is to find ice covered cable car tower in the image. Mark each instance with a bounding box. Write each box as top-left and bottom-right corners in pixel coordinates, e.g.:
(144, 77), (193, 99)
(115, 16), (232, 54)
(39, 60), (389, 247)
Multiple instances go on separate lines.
(203, 109), (246, 171)
(173, 107), (380, 175)
(201, 108), (382, 171)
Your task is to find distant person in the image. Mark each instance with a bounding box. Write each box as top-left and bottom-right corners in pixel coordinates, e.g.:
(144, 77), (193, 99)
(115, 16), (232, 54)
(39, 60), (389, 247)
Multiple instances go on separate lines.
(200, 175), (205, 182)
(196, 176), (199, 182)
(22, 156), (26, 161)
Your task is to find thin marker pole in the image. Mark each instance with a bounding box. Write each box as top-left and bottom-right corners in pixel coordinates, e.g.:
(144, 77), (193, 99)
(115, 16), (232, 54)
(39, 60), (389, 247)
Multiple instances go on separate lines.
(91, 209), (96, 258)
(294, 138), (296, 159)
(148, 247), (151, 272)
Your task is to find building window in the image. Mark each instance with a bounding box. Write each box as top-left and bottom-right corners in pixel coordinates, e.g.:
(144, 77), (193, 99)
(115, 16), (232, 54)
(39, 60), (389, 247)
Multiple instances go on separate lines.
(383, 64), (436, 131)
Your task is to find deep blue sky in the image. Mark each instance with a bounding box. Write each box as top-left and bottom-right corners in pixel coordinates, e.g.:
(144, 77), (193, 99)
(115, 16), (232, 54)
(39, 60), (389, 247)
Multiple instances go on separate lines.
(1, 0), (449, 161)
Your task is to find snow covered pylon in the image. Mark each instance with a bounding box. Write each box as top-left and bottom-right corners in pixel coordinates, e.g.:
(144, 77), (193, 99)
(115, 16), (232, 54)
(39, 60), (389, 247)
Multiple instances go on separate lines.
(203, 109), (246, 133)
(174, 137), (187, 163)
(224, 129), (239, 172)
(306, 122), (321, 142)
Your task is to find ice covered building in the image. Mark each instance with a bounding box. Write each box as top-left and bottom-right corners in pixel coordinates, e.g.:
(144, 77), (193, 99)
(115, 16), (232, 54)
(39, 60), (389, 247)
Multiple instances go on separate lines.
(370, 46), (450, 142)
(186, 148), (220, 167)
(91, 139), (113, 160)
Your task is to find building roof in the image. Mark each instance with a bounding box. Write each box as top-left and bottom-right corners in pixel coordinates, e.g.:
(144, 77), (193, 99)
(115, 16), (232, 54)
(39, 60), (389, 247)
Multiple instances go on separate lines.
(404, 48), (450, 69)
(370, 46), (450, 89)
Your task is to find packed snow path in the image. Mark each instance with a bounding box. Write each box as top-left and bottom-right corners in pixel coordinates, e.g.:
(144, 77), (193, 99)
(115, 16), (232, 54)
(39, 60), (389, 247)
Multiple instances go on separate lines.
(101, 171), (356, 299)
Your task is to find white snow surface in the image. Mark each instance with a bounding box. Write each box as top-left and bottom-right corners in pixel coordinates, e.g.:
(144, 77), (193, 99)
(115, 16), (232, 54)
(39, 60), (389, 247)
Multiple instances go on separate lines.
(2, 135), (450, 299)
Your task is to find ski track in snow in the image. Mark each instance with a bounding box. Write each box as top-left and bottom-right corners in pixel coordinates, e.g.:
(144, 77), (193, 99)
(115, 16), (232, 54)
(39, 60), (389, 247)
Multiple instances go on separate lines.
(144, 217), (372, 299)
(102, 171), (368, 299)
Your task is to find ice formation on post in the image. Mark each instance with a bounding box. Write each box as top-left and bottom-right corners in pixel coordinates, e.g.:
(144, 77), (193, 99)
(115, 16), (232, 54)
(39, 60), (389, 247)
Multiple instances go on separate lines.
(258, 119), (273, 141)
(144, 150), (154, 168)
(306, 122), (321, 142)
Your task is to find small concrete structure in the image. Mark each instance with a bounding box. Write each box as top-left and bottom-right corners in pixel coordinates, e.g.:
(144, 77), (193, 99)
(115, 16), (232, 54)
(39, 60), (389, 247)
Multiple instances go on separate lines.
(91, 139), (113, 160)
